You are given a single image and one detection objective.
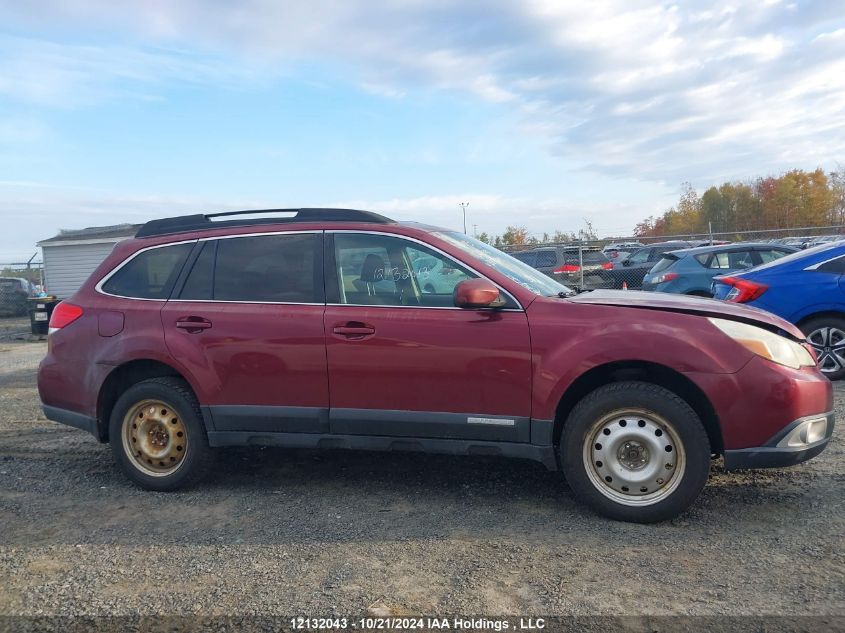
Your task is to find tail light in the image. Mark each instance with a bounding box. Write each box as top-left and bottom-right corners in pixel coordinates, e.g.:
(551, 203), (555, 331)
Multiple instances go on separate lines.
(652, 272), (679, 284)
(554, 264), (580, 273)
(720, 277), (768, 303)
(49, 302), (84, 333)
(601, 262), (613, 270)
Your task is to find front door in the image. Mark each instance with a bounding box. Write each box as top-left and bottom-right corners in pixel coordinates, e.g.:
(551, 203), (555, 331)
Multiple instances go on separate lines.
(162, 231), (329, 435)
(323, 231), (532, 442)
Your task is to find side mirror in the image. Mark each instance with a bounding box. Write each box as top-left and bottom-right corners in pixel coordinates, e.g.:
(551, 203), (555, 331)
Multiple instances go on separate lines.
(454, 279), (506, 309)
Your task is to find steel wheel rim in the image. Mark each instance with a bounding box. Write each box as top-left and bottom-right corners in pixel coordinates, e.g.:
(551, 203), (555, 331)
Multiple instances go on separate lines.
(582, 408), (686, 507)
(807, 326), (845, 374)
(121, 399), (188, 477)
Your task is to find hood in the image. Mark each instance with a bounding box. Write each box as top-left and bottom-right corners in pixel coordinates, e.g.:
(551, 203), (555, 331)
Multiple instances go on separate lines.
(566, 289), (806, 340)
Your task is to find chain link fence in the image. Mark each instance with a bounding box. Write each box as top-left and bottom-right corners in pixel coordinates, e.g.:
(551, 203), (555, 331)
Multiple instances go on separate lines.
(499, 224), (845, 292)
(0, 261), (43, 318)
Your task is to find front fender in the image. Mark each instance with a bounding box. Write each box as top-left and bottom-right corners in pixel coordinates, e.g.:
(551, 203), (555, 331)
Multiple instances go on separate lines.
(527, 300), (754, 421)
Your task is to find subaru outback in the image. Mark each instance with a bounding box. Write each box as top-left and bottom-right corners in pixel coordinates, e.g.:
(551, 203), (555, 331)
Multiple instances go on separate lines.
(38, 209), (834, 522)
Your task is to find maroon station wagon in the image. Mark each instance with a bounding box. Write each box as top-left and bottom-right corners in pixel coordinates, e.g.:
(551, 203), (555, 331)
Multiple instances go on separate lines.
(38, 209), (834, 522)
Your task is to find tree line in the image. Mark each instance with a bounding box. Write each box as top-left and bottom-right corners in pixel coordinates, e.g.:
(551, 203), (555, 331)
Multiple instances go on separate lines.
(477, 223), (598, 247)
(635, 167), (845, 238)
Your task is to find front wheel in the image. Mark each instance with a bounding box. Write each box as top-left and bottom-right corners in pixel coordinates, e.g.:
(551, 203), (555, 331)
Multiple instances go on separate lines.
(561, 381), (711, 523)
(109, 377), (215, 491)
(801, 316), (845, 380)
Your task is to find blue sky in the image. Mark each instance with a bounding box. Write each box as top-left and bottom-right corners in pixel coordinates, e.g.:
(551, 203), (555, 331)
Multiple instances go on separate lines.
(1, 0), (844, 261)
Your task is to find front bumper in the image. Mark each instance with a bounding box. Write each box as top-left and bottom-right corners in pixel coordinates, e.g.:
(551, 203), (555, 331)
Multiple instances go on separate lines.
(723, 412), (834, 470)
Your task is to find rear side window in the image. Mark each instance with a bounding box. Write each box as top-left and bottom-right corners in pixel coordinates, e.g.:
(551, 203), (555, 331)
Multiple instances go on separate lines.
(817, 255), (845, 274)
(102, 243), (192, 299)
(702, 250), (754, 269)
(535, 251), (557, 267)
(511, 251), (537, 266)
(650, 256), (676, 274)
(580, 251), (609, 265)
(180, 234), (320, 303)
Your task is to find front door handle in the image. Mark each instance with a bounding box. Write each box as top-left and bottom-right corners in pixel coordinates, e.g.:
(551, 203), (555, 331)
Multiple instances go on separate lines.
(332, 323), (375, 339)
(176, 317), (212, 333)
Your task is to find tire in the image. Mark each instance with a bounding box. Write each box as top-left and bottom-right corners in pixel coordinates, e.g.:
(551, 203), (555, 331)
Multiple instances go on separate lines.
(801, 316), (845, 381)
(109, 377), (215, 491)
(561, 381), (711, 523)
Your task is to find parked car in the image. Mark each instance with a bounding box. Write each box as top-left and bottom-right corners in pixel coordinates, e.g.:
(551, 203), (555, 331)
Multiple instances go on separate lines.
(38, 208), (833, 523)
(602, 241), (644, 264)
(781, 236), (814, 249)
(0, 276), (36, 317)
(511, 246), (613, 288)
(609, 241), (694, 289)
(642, 243), (798, 296)
(807, 235), (843, 248)
(712, 240), (845, 379)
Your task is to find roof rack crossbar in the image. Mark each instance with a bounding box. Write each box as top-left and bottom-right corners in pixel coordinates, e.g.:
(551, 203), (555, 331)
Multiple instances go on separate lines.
(135, 208), (394, 238)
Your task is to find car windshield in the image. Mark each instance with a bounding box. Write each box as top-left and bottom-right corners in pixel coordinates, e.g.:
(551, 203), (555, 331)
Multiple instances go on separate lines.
(434, 231), (573, 296)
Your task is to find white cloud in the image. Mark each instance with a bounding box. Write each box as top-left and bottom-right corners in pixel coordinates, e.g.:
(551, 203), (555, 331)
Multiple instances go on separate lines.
(0, 0), (842, 186)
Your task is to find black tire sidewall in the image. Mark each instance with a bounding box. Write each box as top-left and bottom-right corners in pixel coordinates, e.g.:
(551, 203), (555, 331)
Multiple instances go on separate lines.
(801, 316), (845, 381)
(561, 381), (711, 523)
(108, 378), (210, 491)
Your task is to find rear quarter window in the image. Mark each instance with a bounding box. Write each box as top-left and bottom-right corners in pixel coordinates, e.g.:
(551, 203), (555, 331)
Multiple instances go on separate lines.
(650, 256), (676, 274)
(101, 243), (192, 299)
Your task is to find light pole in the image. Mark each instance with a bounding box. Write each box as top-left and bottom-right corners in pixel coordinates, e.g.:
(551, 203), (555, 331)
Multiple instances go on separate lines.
(459, 202), (469, 234)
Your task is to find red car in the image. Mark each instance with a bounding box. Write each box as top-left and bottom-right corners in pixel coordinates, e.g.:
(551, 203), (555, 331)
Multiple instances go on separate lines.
(38, 209), (834, 522)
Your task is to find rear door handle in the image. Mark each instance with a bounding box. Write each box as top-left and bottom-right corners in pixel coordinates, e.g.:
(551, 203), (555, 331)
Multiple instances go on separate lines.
(332, 324), (375, 338)
(176, 317), (212, 332)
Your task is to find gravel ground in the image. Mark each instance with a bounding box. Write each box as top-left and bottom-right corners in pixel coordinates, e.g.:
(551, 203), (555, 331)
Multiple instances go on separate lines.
(0, 326), (843, 619)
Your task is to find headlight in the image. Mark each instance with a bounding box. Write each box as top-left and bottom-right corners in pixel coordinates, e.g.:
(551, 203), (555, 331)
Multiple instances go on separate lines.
(708, 318), (816, 369)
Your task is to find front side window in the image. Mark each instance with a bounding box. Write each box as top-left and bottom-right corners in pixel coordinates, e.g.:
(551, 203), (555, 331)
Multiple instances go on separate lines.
(102, 242), (192, 299)
(331, 233), (476, 307)
(179, 233), (320, 303)
(511, 251), (537, 266)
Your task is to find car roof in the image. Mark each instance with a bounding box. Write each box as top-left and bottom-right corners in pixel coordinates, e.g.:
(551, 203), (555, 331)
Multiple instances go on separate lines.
(665, 242), (795, 256)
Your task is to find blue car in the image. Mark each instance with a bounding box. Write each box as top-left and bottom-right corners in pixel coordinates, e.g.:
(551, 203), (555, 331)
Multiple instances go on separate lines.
(642, 243), (797, 297)
(712, 240), (845, 379)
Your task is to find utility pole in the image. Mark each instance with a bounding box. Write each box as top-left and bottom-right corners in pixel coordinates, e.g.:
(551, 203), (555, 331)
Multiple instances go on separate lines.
(473, 224), (478, 238)
(459, 202), (469, 234)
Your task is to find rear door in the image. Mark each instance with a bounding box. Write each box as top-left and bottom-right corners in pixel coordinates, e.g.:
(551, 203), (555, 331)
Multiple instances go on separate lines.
(323, 231), (532, 442)
(162, 231), (330, 435)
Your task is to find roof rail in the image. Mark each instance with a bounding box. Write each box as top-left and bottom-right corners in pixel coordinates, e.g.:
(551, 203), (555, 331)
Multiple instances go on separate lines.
(135, 208), (394, 238)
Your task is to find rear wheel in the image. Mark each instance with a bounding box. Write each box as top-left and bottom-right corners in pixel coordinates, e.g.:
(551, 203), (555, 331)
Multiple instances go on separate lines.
(801, 316), (845, 380)
(561, 381), (711, 523)
(109, 377), (214, 491)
